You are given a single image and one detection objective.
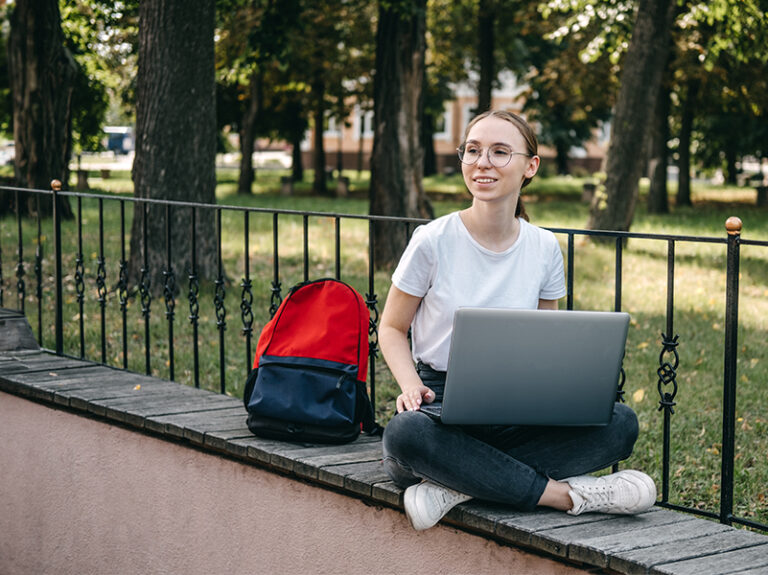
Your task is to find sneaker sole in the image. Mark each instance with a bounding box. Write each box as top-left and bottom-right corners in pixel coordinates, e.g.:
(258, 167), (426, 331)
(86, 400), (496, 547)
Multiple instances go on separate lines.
(403, 484), (435, 531)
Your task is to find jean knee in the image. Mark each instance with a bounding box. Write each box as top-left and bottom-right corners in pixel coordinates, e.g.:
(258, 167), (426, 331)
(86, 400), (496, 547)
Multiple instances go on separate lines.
(381, 411), (433, 488)
(382, 410), (432, 459)
(612, 403), (639, 455)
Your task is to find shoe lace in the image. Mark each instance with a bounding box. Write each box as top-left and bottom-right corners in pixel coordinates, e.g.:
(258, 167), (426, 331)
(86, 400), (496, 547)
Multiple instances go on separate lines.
(576, 481), (617, 511)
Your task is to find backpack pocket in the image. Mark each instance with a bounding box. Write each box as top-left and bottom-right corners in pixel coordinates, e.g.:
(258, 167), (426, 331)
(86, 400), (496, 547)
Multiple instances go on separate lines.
(246, 358), (358, 428)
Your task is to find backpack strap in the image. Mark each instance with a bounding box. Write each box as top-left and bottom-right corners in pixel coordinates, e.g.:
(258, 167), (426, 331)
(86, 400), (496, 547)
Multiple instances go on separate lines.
(355, 380), (382, 436)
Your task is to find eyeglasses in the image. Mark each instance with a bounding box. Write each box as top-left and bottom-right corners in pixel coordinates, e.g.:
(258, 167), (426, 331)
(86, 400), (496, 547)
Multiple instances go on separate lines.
(457, 144), (532, 168)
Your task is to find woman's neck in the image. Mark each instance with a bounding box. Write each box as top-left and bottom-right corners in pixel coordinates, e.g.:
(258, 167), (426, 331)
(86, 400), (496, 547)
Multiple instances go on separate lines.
(460, 202), (521, 252)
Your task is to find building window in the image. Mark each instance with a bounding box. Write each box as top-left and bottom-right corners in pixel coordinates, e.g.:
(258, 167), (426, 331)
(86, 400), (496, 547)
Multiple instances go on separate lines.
(433, 104), (452, 141)
(352, 108), (374, 140)
(325, 115), (341, 137)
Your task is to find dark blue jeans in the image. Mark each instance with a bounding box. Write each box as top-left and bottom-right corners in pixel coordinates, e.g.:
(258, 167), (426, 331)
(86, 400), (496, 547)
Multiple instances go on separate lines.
(382, 363), (639, 511)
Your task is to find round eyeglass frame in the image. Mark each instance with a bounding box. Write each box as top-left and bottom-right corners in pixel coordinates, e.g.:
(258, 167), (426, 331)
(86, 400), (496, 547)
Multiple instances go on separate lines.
(456, 145), (532, 168)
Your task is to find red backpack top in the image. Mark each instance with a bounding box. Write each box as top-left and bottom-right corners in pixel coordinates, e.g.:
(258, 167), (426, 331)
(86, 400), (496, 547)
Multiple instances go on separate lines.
(253, 278), (369, 382)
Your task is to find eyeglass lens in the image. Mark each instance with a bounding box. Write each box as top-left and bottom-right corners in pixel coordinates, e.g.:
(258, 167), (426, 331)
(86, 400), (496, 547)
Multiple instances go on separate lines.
(458, 144), (519, 167)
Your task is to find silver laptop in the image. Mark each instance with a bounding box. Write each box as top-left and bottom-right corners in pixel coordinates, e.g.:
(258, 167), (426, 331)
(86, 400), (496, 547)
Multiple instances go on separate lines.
(419, 308), (630, 426)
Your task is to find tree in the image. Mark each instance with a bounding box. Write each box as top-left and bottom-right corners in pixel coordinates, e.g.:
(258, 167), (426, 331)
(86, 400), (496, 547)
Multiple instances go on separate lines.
(477, 0), (497, 113)
(7, 0), (77, 217)
(523, 31), (617, 175)
(369, 0), (433, 268)
(678, 1), (768, 188)
(215, 0), (302, 194)
(128, 0), (218, 290)
(588, 0), (677, 232)
(0, 4), (11, 139)
(647, 74), (671, 214)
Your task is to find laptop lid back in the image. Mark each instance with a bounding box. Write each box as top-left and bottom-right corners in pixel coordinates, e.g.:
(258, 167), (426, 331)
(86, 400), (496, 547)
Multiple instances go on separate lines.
(440, 308), (630, 426)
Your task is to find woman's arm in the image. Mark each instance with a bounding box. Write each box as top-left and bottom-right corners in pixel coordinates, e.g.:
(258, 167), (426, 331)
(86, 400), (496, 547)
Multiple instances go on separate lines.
(379, 286), (435, 412)
(538, 298), (560, 310)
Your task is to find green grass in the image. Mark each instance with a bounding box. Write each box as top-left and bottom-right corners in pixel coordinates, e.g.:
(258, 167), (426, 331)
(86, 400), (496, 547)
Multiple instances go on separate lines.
(2, 168), (767, 529)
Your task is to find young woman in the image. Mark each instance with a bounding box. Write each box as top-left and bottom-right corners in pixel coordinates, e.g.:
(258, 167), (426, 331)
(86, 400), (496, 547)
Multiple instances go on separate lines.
(379, 110), (656, 531)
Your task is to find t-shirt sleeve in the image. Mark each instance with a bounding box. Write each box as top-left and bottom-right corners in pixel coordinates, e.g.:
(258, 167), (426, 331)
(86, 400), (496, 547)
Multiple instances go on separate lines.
(390, 225), (436, 298)
(539, 234), (567, 300)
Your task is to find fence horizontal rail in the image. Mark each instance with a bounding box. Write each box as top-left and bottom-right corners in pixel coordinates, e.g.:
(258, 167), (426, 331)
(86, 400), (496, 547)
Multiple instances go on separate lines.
(1, 183), (765, 533)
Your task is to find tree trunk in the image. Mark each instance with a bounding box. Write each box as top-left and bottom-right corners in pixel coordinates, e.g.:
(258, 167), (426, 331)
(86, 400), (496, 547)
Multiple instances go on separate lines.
(291, 132), (304, 182)
(422, 109), (437, 177)
(555, 140), (570, 175)
(647, 82), (670, 214)
(312, 77), (329, 196)
(588, 0), (677, 232)
(129, 0), (218, 292)
(477, 0), (495, 114)
(237, 70), (262, 195)
(369, 0), (433, 269)
(7, 0), (75, 218)
(724, 143), (738, 185)
(676, 80), (698, 208)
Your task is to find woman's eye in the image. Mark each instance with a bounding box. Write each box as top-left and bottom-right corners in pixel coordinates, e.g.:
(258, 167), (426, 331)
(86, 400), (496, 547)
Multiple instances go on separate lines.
(492, 147), (511, 156)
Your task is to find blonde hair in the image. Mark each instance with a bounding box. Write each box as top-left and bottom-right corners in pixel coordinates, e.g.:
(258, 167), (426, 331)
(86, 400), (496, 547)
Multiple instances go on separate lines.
(462, 110), (538, 220)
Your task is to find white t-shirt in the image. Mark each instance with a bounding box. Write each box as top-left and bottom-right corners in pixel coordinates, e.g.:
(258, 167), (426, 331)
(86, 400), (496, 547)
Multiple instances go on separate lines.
(391, 212), (567, 371)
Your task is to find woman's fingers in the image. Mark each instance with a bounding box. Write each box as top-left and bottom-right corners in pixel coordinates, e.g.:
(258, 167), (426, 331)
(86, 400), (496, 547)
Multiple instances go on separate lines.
(396, 386), (435, 412)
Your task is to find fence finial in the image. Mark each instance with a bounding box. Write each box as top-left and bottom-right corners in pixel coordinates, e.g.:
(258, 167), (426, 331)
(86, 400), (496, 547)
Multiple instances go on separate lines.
(725, 217), (742, 235)
(51, 179), (62, 191)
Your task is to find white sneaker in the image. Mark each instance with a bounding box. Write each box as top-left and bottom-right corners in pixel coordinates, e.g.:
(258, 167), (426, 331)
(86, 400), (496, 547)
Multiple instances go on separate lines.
(564, 470), (657, 516)
(403, 480), (472, 530)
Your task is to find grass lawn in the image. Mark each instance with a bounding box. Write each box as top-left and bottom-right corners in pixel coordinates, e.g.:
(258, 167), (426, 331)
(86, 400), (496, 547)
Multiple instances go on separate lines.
(2, 165), (767, 528)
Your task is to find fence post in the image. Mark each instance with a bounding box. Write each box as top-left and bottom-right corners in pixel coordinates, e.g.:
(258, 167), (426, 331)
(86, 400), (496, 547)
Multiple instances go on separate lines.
(51, 180), (64, 355)
(720, 216), (741, 525)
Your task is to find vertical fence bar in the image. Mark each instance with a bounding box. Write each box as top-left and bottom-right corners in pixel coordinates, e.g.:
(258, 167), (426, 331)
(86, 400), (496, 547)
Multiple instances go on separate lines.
(612, 237), (625, 472)
(139, 203), (152, 375)
(97, 199), (107, 364)
(75, 197), (85, 357)
(117, 200), (129, 370)
(163, 204), (176, 381)
(720, 217), (742, 525)
(657, 239), (679, 504)
(614, 237), (623, 312)
(51, 181), (64, 355)
(34, 195), (43, 343)
(15, 190), (25, 314)
(214, 208), (227, 394)
(241, 210), (254, 372)
(0, 208), (4, 307)
(566, 233), (574, 311)
(366, 219), (378, 411)
(270, 213), (282, 317)
(303, 214), (309, 282)
(187, 207), (200, 388)
(334, 216), (341, 280)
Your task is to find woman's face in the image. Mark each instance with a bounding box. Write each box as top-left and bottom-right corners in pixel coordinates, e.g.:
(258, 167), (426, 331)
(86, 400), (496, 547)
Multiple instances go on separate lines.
(461, 116), (539, 207)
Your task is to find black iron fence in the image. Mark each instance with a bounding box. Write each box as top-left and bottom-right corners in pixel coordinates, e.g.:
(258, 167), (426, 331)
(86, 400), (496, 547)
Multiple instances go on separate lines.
(1, 181), (766, 533)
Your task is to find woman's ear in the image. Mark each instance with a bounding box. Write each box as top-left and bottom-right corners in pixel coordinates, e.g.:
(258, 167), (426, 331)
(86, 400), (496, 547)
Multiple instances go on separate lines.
(526, 155), (541, 179)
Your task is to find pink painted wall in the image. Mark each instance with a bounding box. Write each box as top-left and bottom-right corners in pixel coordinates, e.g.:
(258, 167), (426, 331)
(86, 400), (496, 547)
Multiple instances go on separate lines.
(0, 392), (586, 575)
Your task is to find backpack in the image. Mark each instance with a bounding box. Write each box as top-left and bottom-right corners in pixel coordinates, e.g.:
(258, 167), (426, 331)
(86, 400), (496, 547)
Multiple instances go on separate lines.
(243, 278), (379, 444)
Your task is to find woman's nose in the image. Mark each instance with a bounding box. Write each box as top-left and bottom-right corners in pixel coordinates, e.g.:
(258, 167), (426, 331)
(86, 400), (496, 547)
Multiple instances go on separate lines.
(476, 148), (493, 168)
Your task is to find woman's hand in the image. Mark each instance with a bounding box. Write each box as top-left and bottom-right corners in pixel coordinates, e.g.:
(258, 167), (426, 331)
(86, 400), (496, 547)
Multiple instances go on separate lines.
(396, 384), (436, 413)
